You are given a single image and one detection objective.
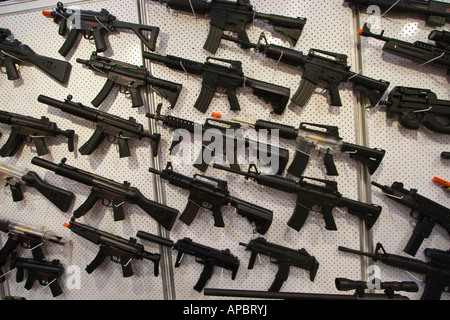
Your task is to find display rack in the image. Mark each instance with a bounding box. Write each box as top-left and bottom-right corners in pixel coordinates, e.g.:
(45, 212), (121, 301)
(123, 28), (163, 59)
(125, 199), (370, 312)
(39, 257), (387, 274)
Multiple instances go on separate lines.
(0, 0), (448, 301)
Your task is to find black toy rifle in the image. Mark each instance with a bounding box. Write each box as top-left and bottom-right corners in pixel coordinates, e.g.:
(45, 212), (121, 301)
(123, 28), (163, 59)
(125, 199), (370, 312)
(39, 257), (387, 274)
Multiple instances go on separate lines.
(64, 218), (161, 278)
(0, 160), (75, 212)
(372, 181), (450, 256)
(149, 162), (273, 234)
(0, 219), (66, 283)
(239, 237), (319, 292)
(344, 0), (450, 27)
(137, 233), (239, 292)
(0, 110), (75, 157)
(204, 277), (419, 300)
(37, 94), (161, 158)
(378, 86), (450, 134)
(223, 32), (390, 108)
(77, 52), (182, 109)
(358, 23), (450, 73)
(43, 2), (159, 57)
(0, 28), (72, 84)
(147, 107), (290, 175)
(149, 0), (307, 53)
(9, 253), (64, 297)
(339, 243), (450, 300)
(214, 164), (382, 232)
(32, 157), (179, 230)
(232, 119), (386, 177)
(143, 52), (291, 115)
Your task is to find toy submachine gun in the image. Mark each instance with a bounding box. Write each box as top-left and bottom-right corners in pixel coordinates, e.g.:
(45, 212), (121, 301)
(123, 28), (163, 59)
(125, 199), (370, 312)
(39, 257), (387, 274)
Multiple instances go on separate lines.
(378, 86), (450, 135)
(76, 52), (182, 109)
(43, 2), (160, 57)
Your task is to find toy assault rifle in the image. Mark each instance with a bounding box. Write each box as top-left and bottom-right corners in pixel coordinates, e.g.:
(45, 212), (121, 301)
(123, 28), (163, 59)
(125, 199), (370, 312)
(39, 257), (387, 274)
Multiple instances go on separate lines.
(147, 107), (290, 175)
(232, 119), (385, 177)
(0, 28), (71, 84)
(204, 278), (419, 300)
(64, 218), (161, 278)
(240, 237), (319, 292)
(214, 164), (382, 232)
(0, 219), (66, 283)
(149, 162), (273, 234)
(344, 0), (450, 27)
(222, 32), (390, 108)
(43, 2), (160, 57)
(358, 23), (450, 74)
(339, 243), (450, 300)
(372, 181), (450, 256)
(143, 52), (291, 115)
(77, 52), (182, 109)
(32, 157), (179, 230)
(378, 86), (450, 135)
(37, 95), (161, 158)
(149, 0), (307, 53)
(137, 232), (239, 292)
(10, 253), (64, 297)
(0, 161), (75, 212)
(0, 110), (75, 157)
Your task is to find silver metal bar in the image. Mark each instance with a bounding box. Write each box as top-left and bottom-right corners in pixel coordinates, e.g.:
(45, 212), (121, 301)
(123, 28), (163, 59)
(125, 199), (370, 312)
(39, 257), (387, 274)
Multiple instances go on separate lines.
(351, 9), (374, 282)
(136, 0), (176, 300)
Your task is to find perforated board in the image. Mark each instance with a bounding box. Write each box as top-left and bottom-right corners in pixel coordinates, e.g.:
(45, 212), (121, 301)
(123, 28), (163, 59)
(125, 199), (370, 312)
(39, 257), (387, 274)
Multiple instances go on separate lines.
(0, 0), (447, 301)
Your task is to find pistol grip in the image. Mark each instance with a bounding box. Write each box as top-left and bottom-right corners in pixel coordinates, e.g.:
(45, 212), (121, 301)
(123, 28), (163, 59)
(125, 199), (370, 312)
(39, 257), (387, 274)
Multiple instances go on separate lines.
(193, 261), (214, 292)
(3, 56), (20, 81)
(93, 28), (107, 53)
(117, 136), (131, 158)
(129, 87), (144, 108)
(269, 262), (290, 292)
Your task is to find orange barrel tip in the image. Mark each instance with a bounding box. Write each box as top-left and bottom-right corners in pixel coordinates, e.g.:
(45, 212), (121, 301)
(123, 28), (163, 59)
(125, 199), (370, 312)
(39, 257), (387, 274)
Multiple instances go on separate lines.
(42, 10), (53, 18)
(211, 112), (222, 118)
(63, 223), (70, 228)
(357, 29), (364, 35)
(433, 177), (450, 187)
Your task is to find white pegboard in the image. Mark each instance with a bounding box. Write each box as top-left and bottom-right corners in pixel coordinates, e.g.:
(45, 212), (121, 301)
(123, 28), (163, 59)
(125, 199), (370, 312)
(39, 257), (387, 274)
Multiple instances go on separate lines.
(0, 0), (447, 302)
(0, 0), (166, 300)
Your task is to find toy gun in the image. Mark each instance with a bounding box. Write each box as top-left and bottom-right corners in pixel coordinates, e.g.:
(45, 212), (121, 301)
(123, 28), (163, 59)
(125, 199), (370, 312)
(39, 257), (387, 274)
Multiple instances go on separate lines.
(204, 277), (419, 300)
(214, 164), (382, 232)
(37, 94), (161, 158)
(0, 28), (71, 84)
(358, 23), (450, 73)
(372, 181), (450, 256)
(31, 157), (179, 230)
(9, 253), (64, 297)
(433, 177), (450, 191)
(43, 2), (160, 57)
(232, 119), (385, 177)
(149, 162), (273, 234)
(378, 86), (450, 134)
(239, 237), (319, 292)
(149, 0), (307, 53)
(339, 243), (450, 300)
(222, 32), (390, 108)
(146, 107), (290, 175)
(344, 0), (450, 27)
(138, 232), (240, 292)
(0, 110), (75, 157)
(64, 218), (161, 278)
(0, 219), (66, 283)
(143, 52), (291, 115)
(0, 161), (74, 212)
(77, 52), (182, 109)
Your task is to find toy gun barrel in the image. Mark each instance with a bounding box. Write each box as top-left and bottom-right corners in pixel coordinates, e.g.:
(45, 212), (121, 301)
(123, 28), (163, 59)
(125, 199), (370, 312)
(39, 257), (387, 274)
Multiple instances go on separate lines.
(143, 51), (204, 75)
(136, 230), (174, 248)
